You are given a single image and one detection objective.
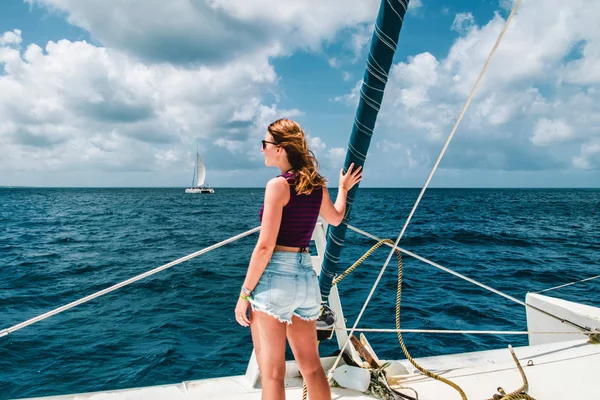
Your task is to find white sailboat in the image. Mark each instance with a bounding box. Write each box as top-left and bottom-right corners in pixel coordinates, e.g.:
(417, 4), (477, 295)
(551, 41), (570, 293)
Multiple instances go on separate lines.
(185, 151), (214, 194)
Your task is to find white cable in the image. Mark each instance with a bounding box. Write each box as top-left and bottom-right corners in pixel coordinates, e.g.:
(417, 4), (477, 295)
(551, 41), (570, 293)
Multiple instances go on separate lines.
(0, 226), (261, 338)
(346, 224), (526, 307)
(535, 275), (600, 294)
(344, 223), (596, 333)
(333, 328), (592, 335)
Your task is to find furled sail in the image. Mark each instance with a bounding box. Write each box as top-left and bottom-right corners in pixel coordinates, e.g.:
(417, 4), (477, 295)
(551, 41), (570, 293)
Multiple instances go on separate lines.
(319, 0), (410, 301)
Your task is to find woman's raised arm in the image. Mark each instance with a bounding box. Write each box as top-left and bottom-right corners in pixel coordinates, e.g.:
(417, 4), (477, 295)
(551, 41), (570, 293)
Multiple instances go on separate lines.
(319, 163), (362, 226)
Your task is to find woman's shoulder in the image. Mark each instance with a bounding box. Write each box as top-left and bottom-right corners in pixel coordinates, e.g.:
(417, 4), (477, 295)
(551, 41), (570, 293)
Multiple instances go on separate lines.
(266, 176), (290, 191)
(264, 177), (291, 206)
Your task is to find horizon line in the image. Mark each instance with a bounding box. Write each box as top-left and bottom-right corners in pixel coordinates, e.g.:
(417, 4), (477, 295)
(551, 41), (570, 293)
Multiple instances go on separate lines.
(2, 186), (600, 190)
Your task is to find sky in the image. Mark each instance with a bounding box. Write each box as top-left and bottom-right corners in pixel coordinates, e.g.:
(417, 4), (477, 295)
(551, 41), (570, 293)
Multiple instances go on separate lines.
(0, 0), (599, 188)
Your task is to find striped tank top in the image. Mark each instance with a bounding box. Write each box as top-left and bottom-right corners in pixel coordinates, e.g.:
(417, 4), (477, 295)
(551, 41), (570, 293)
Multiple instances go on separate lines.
(259, 171), (323, 248)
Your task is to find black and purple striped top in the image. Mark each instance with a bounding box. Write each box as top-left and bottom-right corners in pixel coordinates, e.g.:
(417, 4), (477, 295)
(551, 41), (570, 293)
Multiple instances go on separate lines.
(259, 171), (323, 248)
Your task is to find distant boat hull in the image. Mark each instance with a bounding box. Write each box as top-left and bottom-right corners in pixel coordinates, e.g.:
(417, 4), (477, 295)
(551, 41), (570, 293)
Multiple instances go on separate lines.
(185, 187), (214, 194)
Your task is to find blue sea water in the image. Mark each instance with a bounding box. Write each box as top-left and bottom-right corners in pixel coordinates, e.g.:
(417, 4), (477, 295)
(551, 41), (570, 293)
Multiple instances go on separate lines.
(0, 187), (599, 399)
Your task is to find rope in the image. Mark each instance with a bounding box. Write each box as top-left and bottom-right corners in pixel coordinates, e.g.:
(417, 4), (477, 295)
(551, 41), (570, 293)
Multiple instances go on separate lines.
(487, 345), (536, 400)
(391, 242), (467, 398)
(0, 226), (261, 339)
(313, 239), (544, 400)
(345, 223), (598, 336)
(370, 362), (418, 400)
(534, 275), (600, 294)
(332, 240), (392, 285)
(313, 240), (466, 400)
(325, 241), (396, 383)
(346, 224), (529, 307)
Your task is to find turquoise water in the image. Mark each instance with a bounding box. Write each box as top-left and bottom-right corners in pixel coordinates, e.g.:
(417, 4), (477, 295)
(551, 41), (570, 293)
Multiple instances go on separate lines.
(1, 188), (598, 399)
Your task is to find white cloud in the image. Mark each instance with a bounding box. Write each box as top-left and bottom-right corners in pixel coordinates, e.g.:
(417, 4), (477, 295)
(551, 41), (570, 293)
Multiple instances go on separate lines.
(216, 104), (303, 161)
(308, 136), (327, 154)
(332, 79), (362, 105)
(26, 0), (379, 64)
(499, 0), (516, 11)
(348, 23), (374, 62)
(154, 149), (179, 169)
(531, 118), (573, 146)
(409, 0), (424, 10)
(4, 0), (600, 187)
(1, 1), (389, 185)
(327, 57), (353, 83)
(0, 33), (286, 174)
(378, 140), (403, 151)
(392, 52), (439, 110)
(563, 41), (600, 84)
(214, 138), (248, 154)
(573, 141), (600, 169)
(349, 0), (600, 172)
(0, 29), (22, 46)
(451, 13), (475, 34)
(376, 140), (429, 169)
(327, 147), (346, 168)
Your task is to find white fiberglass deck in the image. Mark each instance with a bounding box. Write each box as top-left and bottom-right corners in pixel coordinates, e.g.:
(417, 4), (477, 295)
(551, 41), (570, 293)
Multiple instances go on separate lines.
(23, 338), (600, 399)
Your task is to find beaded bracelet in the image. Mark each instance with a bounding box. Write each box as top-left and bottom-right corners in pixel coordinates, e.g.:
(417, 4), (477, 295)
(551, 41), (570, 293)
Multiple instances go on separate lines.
(241, 285), (253, 295)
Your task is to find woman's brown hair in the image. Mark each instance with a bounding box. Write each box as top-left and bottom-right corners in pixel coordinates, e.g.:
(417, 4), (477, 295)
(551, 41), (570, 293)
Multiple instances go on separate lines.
(268, 118), (326, 195)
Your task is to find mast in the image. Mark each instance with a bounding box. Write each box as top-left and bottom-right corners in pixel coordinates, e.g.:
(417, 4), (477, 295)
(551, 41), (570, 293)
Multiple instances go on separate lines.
(318, 0), (410, 301)
(191, 152), (197, 187)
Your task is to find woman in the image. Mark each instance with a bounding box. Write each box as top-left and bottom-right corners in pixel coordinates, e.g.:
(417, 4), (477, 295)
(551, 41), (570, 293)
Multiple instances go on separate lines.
(234, 118), (362, 400)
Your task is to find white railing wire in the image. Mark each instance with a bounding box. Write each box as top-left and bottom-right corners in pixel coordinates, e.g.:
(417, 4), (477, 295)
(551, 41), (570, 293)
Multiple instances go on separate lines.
(0, 226), (261, 338)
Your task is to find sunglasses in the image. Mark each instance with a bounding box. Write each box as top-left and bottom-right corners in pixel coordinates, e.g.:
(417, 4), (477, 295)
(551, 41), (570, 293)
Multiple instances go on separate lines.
(261, 140), (278, 149)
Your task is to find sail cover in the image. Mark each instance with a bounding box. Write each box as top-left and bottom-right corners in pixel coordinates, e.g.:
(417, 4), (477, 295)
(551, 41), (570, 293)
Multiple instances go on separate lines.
(318, 0), (410, 301)
(195, 153), (206, 187)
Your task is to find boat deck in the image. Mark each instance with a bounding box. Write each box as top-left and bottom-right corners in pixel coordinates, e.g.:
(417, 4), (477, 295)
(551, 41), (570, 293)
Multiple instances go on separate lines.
(23, 338), (600, 400)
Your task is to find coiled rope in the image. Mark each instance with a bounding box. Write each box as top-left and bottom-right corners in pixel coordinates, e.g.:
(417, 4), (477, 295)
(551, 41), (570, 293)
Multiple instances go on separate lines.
(303, 239), (467, 400)
(303, 238), (539, 399)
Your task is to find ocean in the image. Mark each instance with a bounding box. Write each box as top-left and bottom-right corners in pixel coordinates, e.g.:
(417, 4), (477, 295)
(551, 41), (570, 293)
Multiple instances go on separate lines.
(1, 188), (598, 399)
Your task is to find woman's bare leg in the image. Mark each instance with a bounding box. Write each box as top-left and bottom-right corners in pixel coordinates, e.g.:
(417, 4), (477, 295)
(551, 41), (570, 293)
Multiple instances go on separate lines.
(249, 308), (288, 400)
(286, 315), (331, 400)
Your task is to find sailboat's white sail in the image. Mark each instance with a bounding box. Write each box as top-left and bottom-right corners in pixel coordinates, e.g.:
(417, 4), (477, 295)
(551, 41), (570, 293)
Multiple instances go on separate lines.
(195, 153), (206, 187)
(186, 150), (214, 193)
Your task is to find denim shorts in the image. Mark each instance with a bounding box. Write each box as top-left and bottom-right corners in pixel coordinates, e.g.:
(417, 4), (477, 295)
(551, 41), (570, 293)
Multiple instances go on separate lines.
(249, 251), (321, 324)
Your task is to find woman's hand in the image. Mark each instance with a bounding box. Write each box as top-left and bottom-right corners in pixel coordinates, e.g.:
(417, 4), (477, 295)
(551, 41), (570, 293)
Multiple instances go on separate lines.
(339, 163), (363, 192)
(235, 295), (251, 327)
